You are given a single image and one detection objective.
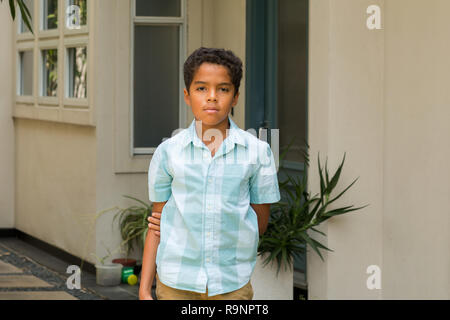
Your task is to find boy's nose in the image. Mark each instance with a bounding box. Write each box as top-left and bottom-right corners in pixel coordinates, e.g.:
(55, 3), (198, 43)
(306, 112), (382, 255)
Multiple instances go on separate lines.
(207, 90), (217, 102)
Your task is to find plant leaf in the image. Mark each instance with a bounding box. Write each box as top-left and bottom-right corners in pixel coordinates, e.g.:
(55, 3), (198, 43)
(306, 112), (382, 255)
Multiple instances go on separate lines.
(326, 152), (346, 195)
(9, 0), (15, 20)
(17, 0), (33, 34)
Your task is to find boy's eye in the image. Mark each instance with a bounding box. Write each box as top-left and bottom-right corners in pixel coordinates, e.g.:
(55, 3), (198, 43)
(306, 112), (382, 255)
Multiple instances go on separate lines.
(196, 87), (206, 91)
(220, 87), (230, 92)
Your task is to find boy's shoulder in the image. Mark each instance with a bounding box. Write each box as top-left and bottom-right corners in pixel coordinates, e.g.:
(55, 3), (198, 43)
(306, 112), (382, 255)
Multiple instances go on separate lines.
(154, 127), (190, 155)
(234, 126), (269, 148)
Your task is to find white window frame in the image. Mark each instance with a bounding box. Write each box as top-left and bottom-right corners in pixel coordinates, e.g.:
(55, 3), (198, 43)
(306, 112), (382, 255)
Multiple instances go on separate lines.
(14, 0), (93, 126)
(131, 0), (187, 156)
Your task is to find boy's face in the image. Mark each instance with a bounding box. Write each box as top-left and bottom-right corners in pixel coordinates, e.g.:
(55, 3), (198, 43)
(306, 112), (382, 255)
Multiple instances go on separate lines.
(184, 62), (239, 129)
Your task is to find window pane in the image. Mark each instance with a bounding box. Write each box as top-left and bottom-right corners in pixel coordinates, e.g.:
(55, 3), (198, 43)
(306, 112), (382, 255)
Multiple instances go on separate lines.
(134, 25), (180, 149)
(278, 0), (308, 163)
(68, 0), (87, 26)
(135, 0), (181, 17)
(19, 0), (34, 33)
(42, 49), (58, 97)
(67, 47), (87, 98)
(43, 0), (58, 30)
(19, 50), (33, 96)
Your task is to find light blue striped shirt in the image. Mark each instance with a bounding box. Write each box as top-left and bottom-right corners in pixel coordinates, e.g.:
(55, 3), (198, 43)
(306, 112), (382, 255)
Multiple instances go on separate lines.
(148, 115), (281, 296)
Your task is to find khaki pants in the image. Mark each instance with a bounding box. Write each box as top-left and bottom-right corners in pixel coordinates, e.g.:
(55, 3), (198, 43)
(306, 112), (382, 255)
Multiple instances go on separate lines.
(155, 274), (254, 300)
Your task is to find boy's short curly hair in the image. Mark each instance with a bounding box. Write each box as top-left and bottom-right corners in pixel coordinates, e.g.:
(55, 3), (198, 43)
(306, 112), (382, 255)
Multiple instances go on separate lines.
(183, 47), (243, 97)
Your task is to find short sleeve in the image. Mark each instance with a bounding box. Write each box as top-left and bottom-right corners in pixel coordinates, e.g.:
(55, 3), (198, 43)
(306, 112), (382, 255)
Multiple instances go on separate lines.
(249, 142), (281, 204)
(148, 146), (173, 202)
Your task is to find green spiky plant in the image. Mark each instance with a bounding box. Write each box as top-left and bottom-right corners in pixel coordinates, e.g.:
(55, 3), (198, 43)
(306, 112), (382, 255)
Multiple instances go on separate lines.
(257, 139), (369, 275)
(2, 0), (33, 34)
(112, 195), (153, 259)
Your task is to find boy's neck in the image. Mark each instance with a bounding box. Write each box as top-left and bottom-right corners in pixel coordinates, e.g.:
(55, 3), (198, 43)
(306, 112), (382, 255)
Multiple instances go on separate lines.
(194, 117), (230, 148)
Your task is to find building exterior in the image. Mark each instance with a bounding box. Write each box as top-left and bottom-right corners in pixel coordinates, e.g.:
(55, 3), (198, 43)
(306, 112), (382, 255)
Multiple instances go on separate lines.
(0, 0), (449, 300)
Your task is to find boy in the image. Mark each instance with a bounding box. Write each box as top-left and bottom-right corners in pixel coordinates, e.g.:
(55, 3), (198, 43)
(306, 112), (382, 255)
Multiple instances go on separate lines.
(139, 47), (280, 300)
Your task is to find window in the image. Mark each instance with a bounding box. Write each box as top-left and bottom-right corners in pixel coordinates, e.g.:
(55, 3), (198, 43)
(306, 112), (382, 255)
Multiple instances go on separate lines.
(135, 0), (181, 17)
(132, 0), (186, 155)
(18, 50), (34, 96)
(15, 0), (91, 125)
(66, 47), (87, 98)
(19, 0), (34, 34)
(42, 0), (58, 30)
(40, 49), (58, 97)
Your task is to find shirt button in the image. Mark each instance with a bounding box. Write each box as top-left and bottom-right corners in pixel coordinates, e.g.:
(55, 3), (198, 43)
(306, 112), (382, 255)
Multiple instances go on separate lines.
(206, 258), (211, 263)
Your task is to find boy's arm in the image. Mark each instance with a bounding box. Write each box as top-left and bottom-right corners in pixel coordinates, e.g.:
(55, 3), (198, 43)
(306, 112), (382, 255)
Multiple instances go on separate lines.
(148, 204), (272, 236)
(250, 203), (271, 235)
(139, 201), (167, 300)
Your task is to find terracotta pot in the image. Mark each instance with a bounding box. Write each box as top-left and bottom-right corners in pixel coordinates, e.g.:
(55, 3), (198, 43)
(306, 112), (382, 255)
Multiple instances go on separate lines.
(112, 258), (137, 267)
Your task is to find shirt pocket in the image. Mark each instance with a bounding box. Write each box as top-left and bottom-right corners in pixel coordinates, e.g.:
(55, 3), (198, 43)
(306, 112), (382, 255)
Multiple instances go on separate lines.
(220, 164), (251, 202)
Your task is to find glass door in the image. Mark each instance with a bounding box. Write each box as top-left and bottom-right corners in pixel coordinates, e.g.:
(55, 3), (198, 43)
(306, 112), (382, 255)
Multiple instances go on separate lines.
(246, 0), (309, 297)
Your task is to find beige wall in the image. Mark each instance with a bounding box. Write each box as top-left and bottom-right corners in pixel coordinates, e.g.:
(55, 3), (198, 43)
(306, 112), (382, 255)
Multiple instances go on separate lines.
(0, 3), (15, 229)
(383, 0), (450, 299)
(308, 0), (449, 299)
(14, 119), (97, 261)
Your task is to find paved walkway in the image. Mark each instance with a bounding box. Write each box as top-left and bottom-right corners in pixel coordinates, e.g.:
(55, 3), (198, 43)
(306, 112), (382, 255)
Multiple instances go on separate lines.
(0, 238), (142, 300)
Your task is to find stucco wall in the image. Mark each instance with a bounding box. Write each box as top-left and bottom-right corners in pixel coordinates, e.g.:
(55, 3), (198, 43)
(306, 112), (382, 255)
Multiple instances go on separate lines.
(0, 2), (15, 229)
(14, 119), (97, 262)
(308, 0), (449, 299)
(382, 0), (450, 299)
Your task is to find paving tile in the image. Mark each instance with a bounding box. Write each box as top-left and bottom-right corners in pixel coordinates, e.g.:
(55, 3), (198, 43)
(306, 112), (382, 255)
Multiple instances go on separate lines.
(0, 275), (52, 288)
(0, 291), (78, 300)
(0, 248), (7, 256)
(0, 261), (23, 274)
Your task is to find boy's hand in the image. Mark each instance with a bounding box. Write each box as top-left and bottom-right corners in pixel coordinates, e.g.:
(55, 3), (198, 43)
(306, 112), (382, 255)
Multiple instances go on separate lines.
(148, 212), (161, 237)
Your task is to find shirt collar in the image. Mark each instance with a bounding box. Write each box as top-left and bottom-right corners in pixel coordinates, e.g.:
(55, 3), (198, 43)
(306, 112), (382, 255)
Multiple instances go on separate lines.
(181, 115), (246, 149)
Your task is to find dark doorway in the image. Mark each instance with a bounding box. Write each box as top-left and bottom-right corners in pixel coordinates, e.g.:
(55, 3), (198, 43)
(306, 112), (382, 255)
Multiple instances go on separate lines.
(246, 0), (309, 294)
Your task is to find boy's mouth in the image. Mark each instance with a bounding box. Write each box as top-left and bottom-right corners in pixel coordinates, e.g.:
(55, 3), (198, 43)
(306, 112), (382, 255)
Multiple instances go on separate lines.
(204, 108), (219, 114)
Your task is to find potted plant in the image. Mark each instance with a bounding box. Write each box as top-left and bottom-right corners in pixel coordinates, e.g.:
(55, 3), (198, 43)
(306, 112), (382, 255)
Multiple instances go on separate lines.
(112, 195), (153, 275)
(254, 139), (369, 298)
(91, 241), (123, 286)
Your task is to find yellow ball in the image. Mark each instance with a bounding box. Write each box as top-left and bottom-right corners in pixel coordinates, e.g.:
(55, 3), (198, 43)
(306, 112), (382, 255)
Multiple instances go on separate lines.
(127, 274), (138, 286)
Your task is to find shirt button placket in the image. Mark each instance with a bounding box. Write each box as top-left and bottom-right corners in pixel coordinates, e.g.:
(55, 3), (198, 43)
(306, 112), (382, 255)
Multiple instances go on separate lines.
(204, 160), (214, 279)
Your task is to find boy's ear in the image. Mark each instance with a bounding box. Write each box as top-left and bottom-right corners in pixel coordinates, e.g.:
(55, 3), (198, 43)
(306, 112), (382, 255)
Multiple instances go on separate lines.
(231, 91), (240, 106)
(183, 88), (191, 106)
